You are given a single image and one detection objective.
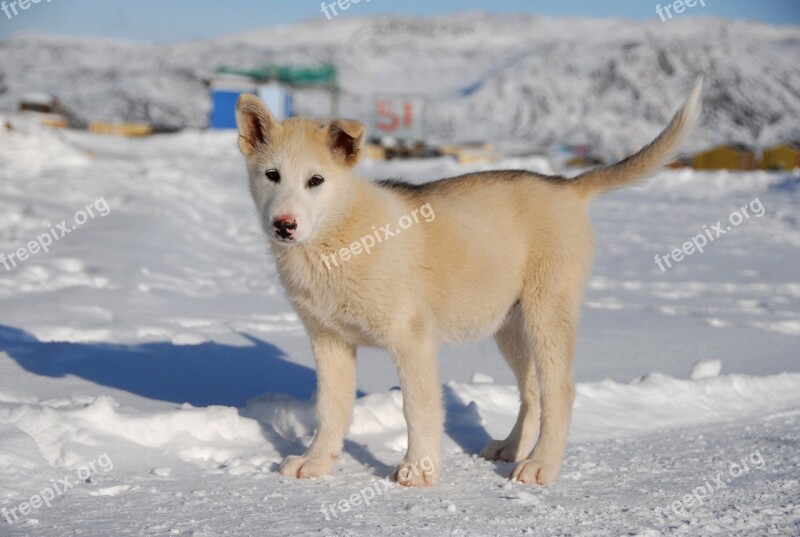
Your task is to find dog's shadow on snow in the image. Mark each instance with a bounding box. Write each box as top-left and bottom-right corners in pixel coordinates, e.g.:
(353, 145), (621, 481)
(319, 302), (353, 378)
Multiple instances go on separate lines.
(0, 324), (318, 460)
(442, 384), (505, 476)
(0, 325), (314, 407)
(0, 325), (496, 474)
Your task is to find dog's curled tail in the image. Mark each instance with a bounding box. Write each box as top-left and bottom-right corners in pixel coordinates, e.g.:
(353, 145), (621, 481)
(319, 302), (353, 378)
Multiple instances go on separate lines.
(573, 76), (703, 197)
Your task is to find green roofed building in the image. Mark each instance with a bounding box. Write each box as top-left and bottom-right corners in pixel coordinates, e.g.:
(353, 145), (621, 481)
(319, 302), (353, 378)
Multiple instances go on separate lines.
(209, 64), (339, 130)
(216, 64), (337, 87)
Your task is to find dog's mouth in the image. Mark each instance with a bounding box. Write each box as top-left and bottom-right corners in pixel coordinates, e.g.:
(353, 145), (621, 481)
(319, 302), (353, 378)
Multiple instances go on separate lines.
(272, 233), (298, 244)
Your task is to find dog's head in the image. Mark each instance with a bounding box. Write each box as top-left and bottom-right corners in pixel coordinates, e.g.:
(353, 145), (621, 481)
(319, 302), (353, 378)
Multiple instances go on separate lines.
(235, 94), (365, 245)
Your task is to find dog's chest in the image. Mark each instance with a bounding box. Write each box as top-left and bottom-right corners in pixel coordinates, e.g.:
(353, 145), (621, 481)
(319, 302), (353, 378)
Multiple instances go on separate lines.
(278, 260), (379, 345)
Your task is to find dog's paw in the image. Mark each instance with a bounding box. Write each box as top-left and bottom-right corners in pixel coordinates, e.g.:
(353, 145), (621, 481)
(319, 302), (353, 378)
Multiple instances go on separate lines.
(391, 458), (439, 488)
(480, 438), (528, 462)
(278, 455), (335, 479)
(510, 458), (560, 485)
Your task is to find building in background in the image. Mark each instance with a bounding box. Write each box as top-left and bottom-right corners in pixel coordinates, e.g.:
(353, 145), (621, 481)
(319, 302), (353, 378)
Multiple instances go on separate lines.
(371, 95), (425, 143)
(209, 64), (338, 130)
(761, 143), (800, 170)
(18, 93), (69, 129)
(88, 122), (152, 137)
(560, 144), (605, 169)
(692, 144), (758, 171)
(209, 75), (258, 130)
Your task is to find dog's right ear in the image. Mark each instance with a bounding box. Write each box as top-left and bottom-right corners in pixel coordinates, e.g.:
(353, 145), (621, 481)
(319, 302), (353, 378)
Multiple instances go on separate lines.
(236, 94), (276, 156)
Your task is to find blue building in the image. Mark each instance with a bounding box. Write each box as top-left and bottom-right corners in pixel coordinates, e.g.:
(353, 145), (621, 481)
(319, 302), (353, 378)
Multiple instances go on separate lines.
(210, 76), (256, 130)
(210, 76), (293, 130)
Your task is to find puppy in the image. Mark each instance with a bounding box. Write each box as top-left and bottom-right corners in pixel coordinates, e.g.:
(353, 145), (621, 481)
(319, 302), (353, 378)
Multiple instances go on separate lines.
(235, 77), (703, 486)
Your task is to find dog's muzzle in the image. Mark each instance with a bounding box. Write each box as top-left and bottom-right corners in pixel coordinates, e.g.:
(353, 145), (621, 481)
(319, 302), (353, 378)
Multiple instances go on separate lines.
(273, 216), (298, 241)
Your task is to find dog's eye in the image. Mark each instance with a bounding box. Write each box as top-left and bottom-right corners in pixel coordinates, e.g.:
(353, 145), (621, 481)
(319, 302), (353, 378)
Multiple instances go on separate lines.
(265, 169), (281, 183)
(308, 175), (325, 188)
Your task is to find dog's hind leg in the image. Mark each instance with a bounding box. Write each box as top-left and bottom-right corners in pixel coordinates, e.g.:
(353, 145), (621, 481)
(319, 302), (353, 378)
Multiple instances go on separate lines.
(480, 305), (540, 462)
(510, 278), (582, 486)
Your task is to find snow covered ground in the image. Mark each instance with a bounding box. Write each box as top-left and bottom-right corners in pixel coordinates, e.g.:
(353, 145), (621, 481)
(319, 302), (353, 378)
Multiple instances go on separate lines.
(0, 116), (798, 536)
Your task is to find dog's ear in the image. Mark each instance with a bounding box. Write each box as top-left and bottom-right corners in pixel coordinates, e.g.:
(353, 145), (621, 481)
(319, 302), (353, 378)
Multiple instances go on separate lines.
(328, 119), (365, 166)
(236, 94), (276, 156)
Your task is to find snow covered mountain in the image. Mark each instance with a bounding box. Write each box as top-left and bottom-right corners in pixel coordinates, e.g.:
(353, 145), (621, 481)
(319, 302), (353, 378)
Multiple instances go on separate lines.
(1, 14), (798, 154)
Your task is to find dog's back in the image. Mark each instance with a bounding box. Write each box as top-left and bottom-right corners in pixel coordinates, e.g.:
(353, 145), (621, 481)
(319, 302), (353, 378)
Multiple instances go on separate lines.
(373, 171), (594, 342)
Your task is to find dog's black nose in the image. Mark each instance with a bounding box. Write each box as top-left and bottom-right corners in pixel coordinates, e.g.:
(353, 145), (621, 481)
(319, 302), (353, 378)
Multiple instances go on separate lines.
(273, 216), (298, 240)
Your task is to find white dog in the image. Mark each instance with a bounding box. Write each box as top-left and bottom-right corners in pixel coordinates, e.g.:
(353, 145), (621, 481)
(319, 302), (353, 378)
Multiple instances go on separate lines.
(235, 77), (703, 487)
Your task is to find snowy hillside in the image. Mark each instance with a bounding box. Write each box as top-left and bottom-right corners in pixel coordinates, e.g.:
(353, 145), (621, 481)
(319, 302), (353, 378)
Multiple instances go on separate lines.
(1, 14), (799, 153)
(1, 107), (799, 535)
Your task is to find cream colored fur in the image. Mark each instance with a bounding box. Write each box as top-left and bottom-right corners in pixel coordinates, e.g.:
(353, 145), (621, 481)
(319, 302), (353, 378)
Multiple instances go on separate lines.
(235, 77), (703, 487)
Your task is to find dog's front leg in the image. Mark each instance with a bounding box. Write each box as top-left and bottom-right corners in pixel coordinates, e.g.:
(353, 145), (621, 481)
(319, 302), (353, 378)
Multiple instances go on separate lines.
(390, 334), (443, 487)
(279, 331), (356, 479)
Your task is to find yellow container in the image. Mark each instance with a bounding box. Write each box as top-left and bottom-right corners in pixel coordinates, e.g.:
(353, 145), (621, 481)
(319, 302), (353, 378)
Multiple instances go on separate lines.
(89, 122), (152, 137)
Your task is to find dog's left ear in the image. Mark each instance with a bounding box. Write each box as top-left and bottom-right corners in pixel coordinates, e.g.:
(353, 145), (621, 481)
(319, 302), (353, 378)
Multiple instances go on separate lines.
(328, 119), (365, 166)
